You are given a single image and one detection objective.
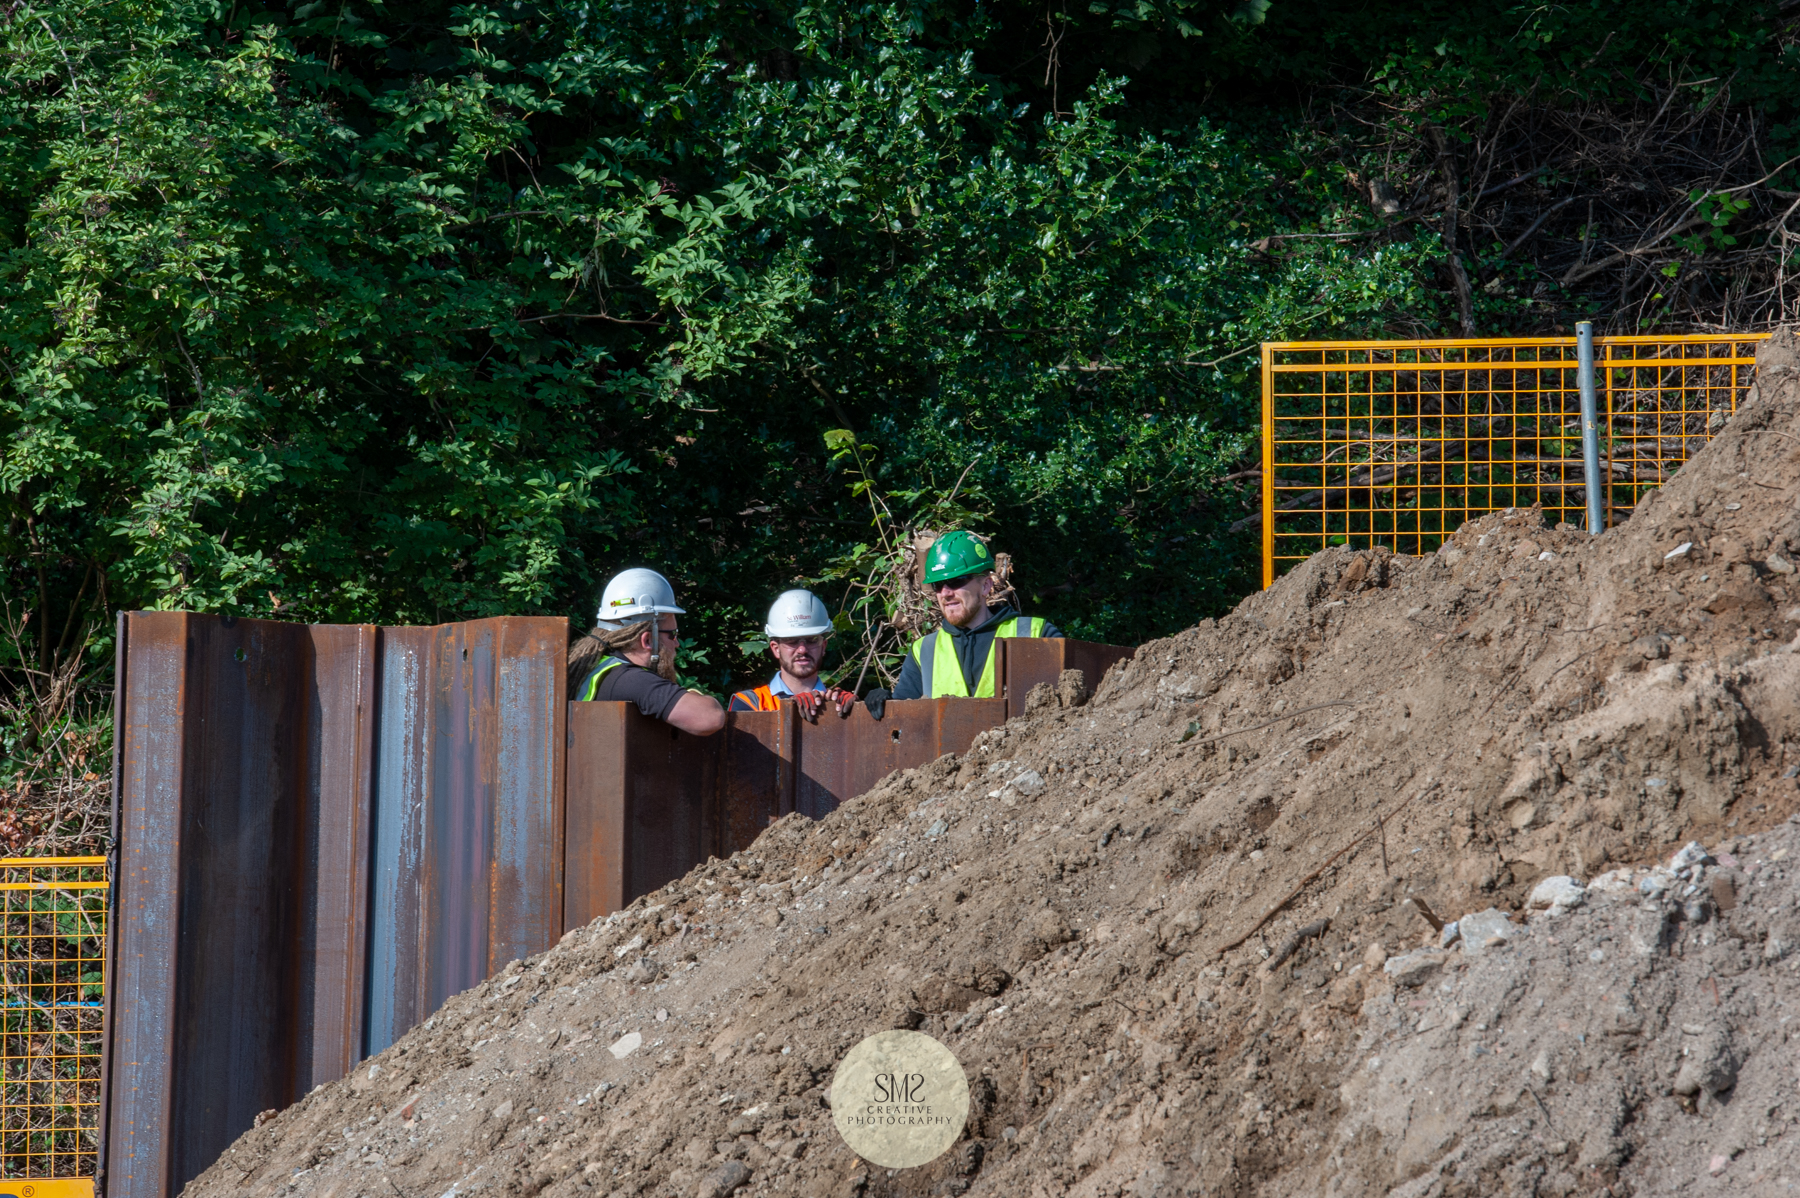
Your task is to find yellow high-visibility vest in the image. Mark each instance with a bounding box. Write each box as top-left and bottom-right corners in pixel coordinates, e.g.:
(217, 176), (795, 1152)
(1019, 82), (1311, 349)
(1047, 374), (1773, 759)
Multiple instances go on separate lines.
(906, 616), (1048, 698)
(575, 656), (630, 700)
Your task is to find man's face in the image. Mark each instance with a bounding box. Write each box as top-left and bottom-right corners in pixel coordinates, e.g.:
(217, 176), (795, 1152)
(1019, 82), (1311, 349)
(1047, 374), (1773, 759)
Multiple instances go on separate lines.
(932, 572), (993, 629)
(641, 617), (681, 681)
(770, 634), (828, 680)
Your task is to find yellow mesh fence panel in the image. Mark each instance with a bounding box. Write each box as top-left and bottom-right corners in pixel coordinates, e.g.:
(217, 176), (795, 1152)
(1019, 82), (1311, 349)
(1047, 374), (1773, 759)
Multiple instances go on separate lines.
(1259, 335), (1768, 587)
(0, 857), (106, 1191)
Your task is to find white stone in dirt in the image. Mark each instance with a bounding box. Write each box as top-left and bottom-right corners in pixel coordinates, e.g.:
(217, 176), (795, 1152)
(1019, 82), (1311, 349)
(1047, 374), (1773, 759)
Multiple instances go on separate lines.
(1672, 1029), (1736, 1097)
(1665, 541), (1694, 560)
(1439, 920), (1460, 949)
(1456, 908), (1523, 955)
(491, 1098), (514, 1120)
(1382, 950), (1446, 987)
(1587, 868), (1639, 898)
(1527, 876), (1586, 913)
(1626, 905), (1673, 956)
(609, 1031), (643, 1059)
(1010, 769), (1046, 795)
(1670, 841), (1713, 871)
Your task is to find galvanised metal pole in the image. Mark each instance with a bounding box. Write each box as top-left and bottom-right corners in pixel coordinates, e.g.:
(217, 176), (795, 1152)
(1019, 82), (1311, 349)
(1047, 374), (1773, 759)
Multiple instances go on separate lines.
(1577, 321), (1602, 534)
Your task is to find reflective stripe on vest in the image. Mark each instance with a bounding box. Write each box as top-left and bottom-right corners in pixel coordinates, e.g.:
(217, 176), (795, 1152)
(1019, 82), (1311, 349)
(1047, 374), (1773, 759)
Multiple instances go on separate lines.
(907, 616), (1046, 699)
(576, 656), (631, 701)
(730, 683), (783, 712)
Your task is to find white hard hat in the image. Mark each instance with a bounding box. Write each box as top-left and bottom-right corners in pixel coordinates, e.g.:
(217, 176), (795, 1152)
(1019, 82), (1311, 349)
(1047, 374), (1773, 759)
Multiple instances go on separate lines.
(596, 568), (686, 629)
(764, 589), (833, 638)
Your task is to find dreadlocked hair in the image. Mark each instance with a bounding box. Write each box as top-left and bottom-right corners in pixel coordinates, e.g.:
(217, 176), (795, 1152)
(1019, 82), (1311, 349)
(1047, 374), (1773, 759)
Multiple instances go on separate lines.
(567, 621), (652, 694)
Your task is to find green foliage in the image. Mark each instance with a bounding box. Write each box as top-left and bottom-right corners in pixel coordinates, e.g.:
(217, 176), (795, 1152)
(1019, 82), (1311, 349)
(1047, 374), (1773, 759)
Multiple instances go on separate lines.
(6, 0), (1791, 694)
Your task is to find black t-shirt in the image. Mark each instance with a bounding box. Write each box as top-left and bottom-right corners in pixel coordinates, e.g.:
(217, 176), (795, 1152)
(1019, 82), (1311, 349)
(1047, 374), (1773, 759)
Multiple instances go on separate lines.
(577, 658), (687, 721)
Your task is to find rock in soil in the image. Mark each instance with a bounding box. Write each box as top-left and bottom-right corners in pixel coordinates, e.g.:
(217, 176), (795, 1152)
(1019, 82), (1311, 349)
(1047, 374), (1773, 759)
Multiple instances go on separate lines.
(187, 331), (1800, 1196)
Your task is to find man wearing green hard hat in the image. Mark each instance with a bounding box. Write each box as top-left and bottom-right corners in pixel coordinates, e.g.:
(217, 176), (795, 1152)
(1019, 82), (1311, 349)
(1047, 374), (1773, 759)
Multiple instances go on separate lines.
(883, 530), (1063, 703)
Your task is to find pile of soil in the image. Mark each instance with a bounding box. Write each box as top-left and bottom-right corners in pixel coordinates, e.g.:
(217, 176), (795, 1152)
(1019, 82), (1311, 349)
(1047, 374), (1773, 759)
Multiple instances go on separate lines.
(190, 333), (1800, 1198)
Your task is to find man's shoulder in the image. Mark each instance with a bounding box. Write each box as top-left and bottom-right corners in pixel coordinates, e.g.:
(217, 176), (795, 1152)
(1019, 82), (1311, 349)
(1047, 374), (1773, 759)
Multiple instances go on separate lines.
(588, 658), (659, 695)
(999, 611), (1063, 637)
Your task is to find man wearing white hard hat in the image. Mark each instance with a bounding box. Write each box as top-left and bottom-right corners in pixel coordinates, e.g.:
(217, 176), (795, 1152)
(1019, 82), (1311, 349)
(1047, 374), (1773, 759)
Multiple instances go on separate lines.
(728, 589), (855, 722)
(568, 568), (725, 736)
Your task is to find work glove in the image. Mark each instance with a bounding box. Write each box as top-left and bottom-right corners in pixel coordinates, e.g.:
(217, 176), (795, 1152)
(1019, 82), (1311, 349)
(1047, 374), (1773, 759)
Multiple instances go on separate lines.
(792, 689), (826, 723)
(863, 687), (889, 720)
(792, 688), (855, 723)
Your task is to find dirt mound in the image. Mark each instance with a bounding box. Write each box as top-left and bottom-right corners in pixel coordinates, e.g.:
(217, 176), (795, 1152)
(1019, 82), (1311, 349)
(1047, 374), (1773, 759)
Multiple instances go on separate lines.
(189, 333), (1800, 1198)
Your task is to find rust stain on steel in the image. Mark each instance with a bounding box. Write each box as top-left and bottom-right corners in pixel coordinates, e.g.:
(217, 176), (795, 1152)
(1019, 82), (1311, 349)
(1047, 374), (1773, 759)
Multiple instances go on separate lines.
(715, 711), (783, 858)
(107, 611), (186, 1198)
(365, 617), (568, 1057)
(621, 712), (717, 903)
(489, 619), (567, 973)
(108, 612), (331, 1197)
(297, 624), (377, 1092)
(792, 697), (1004, 820)
(563, 699), (628, 930)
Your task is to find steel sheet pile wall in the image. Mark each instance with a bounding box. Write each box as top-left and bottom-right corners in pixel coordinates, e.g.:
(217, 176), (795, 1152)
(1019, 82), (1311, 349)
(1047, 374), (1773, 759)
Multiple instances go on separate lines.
(107, 624), (1127, 1195)
(105, 613), (565, 1198)
(561, 638), (1131, 926)
(363, 620), (567, 1057)
(1001, 638), (1134, 706)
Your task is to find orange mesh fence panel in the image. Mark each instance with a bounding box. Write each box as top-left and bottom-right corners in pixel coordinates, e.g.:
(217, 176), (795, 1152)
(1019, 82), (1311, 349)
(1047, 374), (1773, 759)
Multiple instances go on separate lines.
(1259, 335), (1767, 586)
(0, 857), (106, 1193)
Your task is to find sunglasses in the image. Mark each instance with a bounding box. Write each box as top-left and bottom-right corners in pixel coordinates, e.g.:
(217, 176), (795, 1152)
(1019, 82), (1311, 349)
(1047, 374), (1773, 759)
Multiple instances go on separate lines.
(931, 574), (984, 593)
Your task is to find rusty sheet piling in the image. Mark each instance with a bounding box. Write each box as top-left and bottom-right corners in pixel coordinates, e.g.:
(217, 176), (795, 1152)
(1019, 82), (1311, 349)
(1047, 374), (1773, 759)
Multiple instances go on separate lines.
(107, 617), (1129, 1196)
(107, 613), (565, 1198)
(560, 637), (1133, 926)
(362, 618), (566, 1057)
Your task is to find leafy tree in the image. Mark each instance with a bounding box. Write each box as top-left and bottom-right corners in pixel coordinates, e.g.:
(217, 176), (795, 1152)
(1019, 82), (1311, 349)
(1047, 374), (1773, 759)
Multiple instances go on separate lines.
(4, 0), (1793, 724)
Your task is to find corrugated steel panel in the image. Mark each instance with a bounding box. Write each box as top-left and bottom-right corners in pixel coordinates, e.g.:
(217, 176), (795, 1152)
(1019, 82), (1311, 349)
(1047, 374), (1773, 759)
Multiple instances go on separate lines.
(563, 699), (628, 931)
(109, 612), (567, 1196)
(563, 702), (724, 929)
(108, 615), (1129, 1195)
(792, 699), (1003, 819)
(108, 612), (317, 1198)
(364, 618), (566, 1057)
(364, 624), (425, 1065)
(564, 695), (1012, 924)
(296, 624), (376, 1093)
(1000, 638), (1134, 716)
(107, 611), (185, 1198)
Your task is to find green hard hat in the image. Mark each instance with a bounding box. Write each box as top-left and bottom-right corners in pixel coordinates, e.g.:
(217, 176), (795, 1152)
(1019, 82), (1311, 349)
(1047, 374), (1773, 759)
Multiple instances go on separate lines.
(923, 530), (994, 585)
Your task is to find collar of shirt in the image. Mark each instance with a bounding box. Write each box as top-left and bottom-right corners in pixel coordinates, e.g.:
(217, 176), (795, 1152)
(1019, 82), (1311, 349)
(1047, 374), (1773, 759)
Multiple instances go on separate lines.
(768, 672), (827, 698)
